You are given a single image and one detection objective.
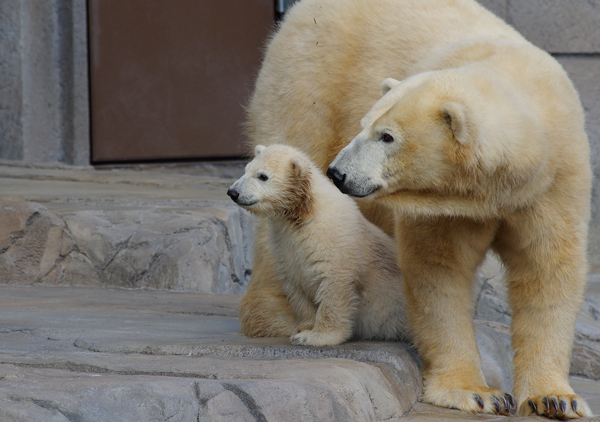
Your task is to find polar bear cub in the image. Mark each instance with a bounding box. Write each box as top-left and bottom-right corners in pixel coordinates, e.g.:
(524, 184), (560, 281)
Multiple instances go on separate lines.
(227, 144), (409, 346)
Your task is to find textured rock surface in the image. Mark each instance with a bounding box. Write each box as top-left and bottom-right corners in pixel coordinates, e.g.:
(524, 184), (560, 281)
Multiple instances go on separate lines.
(0, 285), (597, 421)
(474, 253), (511, 326)
(0, 163), (252, 293)
(0, 286), (422, 422)
(0, 362), (410, 422)
(571, 278), (600, 380)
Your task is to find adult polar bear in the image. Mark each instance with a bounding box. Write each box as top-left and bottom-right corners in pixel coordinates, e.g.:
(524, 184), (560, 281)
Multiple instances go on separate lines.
(243, 0), (592, 418)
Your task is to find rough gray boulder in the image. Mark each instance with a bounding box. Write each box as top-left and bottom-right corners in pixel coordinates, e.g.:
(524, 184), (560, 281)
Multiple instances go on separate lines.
(0, 200), (253, 294)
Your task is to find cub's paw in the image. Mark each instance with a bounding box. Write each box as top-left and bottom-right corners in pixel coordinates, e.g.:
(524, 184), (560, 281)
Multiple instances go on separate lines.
(424, 386), (516, 415)
(517, 394), (593, 419)
(290, 330), (347, 346)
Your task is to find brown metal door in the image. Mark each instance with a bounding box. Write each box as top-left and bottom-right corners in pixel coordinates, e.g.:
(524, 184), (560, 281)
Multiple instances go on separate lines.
(88, 1), (274, 163)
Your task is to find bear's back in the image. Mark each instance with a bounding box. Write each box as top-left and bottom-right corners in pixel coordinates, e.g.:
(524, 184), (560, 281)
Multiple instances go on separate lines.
(247, 0), (525, 171)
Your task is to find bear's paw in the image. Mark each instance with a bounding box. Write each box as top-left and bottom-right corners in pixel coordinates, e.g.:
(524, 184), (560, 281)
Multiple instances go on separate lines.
(517, 394), (593, 419)
(423, 385), (516, 415)
(290, 329), (348, 347)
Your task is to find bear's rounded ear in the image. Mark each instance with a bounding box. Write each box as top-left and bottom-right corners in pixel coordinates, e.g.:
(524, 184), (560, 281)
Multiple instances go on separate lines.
(440, 102), (468, 145)
(291, 157), (305, 178)
(254, 145), (266, 156)
(381, 78), (402, 95)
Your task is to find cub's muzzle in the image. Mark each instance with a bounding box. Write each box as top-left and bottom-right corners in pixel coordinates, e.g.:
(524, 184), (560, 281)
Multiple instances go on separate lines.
(227, 187), (240, 203)
(326, 167), (348, 193)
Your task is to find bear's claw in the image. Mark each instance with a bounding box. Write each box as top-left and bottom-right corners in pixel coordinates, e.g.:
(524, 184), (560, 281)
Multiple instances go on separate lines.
(529, 399), (538, 414)
(551, 397), (560, 414)
(474, 394), (484, 410)
(425, 386), (515, 415)
(520, 394), (593, 419)
(495, 392), (516, 415)
(491, 396), (501, 414)
(505, 393), (516, 410)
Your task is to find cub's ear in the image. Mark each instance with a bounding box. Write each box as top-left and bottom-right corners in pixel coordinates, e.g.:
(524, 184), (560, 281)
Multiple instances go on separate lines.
(290, 157), (306, 178)
(440, 102), (468, 144)
(381, 78), (402, 95)
(254, 145), (266, 156)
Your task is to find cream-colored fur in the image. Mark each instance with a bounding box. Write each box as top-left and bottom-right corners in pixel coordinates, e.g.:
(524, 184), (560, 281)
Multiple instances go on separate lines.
(229, 144), (410, 346)
(243, 0), (593, 418)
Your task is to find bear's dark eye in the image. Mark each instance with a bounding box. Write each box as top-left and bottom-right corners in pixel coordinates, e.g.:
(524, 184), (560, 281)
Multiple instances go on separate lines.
(258, 173), (269, 182)
(382, 133), (394, 143)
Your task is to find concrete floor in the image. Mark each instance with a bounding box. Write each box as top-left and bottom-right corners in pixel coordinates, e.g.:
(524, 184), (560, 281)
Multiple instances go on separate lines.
(0, 286), (598, 421)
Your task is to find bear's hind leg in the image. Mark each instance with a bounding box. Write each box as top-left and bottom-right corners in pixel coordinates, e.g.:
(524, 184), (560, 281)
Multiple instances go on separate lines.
(398, 217), (515, 415)
(239, 220), (297, 337)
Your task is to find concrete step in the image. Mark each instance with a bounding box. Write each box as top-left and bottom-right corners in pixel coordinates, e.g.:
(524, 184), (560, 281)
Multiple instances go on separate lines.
(0, 286), (421, 421)
(0, 285), (598, 422)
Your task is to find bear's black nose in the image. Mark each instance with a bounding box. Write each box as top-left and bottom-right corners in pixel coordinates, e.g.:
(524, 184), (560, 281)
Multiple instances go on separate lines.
(227, 188), (239, 202)
(326, 167), (347, 190)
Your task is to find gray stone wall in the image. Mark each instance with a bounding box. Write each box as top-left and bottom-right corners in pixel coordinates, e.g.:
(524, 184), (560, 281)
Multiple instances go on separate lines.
(0, 1), (24, 161)
(0, 0), (89, 165)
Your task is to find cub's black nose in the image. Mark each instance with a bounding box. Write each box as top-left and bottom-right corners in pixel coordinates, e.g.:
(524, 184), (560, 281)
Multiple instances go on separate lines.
(227, 188), (239, 202)
(326, 167), (346, 190)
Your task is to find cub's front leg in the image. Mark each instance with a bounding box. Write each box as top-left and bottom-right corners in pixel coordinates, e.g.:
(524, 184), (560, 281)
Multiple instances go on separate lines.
(398, 217), (515, 415)
(284, 285), (317, 336)
(291, 279), (358, 347)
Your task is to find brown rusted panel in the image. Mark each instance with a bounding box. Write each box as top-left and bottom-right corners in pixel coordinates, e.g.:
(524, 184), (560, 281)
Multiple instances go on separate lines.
(89, 0), (274, 163)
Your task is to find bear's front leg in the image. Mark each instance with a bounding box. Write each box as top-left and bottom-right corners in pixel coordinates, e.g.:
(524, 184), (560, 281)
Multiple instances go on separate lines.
(497, 210), (593, 419)
(397, 217), (515, 415)
(290, 279), (358, 347)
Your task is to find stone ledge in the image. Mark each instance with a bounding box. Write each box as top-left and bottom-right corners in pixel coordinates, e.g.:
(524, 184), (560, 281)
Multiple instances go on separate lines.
(0, 200), (253, 294)
(0, 362), (410, 422)
(0, 163), (253, 293)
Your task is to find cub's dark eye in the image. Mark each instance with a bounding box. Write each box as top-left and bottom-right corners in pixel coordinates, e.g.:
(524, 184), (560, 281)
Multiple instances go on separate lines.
(382, 133), (394, 143)
(258, 173), (269, 182)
